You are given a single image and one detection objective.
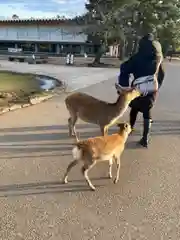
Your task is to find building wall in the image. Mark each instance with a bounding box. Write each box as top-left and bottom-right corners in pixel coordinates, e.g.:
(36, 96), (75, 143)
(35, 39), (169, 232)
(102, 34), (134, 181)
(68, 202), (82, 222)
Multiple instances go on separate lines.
(0, 24), (87, 43)
(0, 21), (97, 55)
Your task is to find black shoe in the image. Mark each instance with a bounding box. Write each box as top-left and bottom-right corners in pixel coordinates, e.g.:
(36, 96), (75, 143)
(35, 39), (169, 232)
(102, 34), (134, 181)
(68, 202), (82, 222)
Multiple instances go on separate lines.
(138, 119), (152, 148)
(139, 137), (148, 148)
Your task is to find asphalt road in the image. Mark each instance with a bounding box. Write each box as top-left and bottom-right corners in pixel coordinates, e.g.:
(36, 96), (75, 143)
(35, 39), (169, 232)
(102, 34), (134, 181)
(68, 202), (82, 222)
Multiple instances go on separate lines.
(0, 62), (180, 239)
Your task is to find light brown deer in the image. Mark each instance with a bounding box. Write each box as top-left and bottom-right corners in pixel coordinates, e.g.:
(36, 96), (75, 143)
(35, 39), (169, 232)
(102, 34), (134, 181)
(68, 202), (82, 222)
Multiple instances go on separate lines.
(65, 87), (140, 141)
(62, 122), (132, 191)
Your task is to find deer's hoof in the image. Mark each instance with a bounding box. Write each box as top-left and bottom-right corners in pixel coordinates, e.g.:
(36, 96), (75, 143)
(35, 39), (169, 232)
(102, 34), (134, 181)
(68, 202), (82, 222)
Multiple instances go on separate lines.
(89, 185), (96, 191)
(108, 174), (113, 179)
(114, 178), (119, 184)
(62, 177), (68, 184)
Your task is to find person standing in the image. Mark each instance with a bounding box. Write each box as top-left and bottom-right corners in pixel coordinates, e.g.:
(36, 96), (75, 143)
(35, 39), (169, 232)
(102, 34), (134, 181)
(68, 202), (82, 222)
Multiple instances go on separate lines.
(117, 33), (165, 148)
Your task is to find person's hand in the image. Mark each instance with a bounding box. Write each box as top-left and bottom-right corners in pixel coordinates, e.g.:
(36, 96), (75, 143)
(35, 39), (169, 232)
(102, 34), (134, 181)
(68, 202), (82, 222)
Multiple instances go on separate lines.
(115, 83), (122, 95)
(115, 83), (119, 89)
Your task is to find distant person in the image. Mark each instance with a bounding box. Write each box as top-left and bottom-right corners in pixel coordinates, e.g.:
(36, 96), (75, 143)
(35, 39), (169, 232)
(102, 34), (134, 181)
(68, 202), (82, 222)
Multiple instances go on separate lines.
(168, 45), (173, 62)
(116, 33), (165, 148)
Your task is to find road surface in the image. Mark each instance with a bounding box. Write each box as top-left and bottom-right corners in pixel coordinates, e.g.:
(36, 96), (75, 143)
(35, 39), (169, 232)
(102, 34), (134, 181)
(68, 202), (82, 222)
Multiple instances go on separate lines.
(0, 62), (180, 239)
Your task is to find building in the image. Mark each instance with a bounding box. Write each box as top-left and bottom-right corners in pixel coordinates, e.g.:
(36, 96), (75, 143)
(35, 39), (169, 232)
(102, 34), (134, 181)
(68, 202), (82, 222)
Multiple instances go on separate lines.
(0, 18), (95, 55)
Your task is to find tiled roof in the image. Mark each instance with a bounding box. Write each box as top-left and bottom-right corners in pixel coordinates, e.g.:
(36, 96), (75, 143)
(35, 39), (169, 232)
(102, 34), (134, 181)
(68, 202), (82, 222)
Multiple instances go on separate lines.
(0, 17), (84, 24)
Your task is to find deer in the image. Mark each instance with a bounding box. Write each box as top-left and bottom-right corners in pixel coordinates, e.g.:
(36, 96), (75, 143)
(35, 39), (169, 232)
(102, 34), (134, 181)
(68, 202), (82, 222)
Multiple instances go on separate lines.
(65, 86), (140, 141)
(62, 122), (132, 191)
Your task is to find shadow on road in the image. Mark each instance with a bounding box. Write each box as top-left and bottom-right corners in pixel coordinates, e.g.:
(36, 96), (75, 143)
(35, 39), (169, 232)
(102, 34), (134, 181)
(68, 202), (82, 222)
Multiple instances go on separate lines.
(0, 120), (179, 155)
(0, 178), (109, 197)
(0, 153), (70, 160)
(0, 124), (94, 133)
(0, 121), (179, 197)
(0, 120), (179, 134)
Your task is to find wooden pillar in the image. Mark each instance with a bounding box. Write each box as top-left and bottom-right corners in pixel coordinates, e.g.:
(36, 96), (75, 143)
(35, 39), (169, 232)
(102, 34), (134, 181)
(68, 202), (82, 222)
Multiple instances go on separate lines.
(56, 44), (60, 54)
(35, 43), (38, 53)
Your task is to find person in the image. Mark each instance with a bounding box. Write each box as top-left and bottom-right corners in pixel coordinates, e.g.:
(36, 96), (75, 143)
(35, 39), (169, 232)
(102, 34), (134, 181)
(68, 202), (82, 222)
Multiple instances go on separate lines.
(117, 33), (165, 148)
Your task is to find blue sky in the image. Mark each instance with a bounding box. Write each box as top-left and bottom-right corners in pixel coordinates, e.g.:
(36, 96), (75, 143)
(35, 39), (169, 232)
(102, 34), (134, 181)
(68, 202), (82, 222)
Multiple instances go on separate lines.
(0, 0), (87, 19)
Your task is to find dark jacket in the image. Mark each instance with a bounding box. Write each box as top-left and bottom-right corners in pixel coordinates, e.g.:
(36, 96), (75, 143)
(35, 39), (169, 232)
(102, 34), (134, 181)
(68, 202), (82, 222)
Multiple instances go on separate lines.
(118, 37), (165, 90)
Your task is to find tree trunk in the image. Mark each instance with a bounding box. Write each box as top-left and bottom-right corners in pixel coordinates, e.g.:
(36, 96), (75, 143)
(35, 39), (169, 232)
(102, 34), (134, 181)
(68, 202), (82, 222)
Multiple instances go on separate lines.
(93, 51), (103, 64)
(119, 39), (126, 60)
(93, 44), (105, 64)
(126, 37), (134, 57)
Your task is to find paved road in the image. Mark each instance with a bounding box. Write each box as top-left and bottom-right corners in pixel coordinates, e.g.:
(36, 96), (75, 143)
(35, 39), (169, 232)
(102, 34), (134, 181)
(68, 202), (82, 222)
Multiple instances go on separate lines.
(0, 62), (180, 239)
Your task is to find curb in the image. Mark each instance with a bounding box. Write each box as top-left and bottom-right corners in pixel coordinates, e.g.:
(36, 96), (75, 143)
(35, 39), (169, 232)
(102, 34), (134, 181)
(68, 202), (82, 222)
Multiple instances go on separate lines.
(0, 94), (53, 115)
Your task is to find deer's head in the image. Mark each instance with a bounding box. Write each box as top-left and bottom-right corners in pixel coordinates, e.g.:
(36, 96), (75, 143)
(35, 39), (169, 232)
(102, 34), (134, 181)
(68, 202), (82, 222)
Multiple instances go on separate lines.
(115, 84), (140, 102)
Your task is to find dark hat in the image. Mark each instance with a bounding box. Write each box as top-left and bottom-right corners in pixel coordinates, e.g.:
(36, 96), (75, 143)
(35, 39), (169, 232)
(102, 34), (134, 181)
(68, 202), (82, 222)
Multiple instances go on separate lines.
(141, 33), (154, 41)
(138, 33), (154, 56)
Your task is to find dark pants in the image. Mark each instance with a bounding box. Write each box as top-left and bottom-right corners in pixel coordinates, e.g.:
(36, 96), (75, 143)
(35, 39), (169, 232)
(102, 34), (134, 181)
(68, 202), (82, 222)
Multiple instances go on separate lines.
(129, 94), (154, 118)
(129, 94), (155, 128)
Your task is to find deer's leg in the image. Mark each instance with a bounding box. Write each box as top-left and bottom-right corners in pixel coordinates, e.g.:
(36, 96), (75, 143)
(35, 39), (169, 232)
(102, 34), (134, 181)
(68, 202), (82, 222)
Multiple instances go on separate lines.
(114, 156), (121, 184)
(71, 116), (78, 136)
(100, 125), (105, 136)
(68, 114), (78, 140)
(62, 159), (79, 184)
(100, 124), (109, 136)
(104, 118), (123, 136)
(68, 117), (73, 137)
(82, 161), (96, 191)
(72, 117), (78, 137)
(104, 125), (109, 135)
(108, 158), (113, 179)
(103, 120), (117, 136)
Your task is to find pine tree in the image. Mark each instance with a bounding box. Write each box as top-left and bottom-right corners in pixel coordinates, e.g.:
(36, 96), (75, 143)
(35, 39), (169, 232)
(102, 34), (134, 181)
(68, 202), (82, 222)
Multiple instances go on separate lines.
(85, 0), (136, 63)
(84, 0), (180, 62)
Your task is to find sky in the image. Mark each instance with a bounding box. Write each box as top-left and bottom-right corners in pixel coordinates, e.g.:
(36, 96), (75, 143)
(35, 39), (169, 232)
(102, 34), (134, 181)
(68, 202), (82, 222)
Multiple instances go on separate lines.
(0, 0), (87, 19)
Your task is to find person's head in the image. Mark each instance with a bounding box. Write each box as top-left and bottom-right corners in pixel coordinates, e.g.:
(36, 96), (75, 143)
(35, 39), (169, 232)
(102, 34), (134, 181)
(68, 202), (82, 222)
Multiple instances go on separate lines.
(138, 33), (154, 50)
(137, 33), (157, 57)
(141, 33), (154, 41)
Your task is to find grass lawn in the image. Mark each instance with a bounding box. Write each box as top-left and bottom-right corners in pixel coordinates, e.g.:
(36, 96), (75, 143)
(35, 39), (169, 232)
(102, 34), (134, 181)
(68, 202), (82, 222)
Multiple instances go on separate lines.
(0, 71), (45, 107)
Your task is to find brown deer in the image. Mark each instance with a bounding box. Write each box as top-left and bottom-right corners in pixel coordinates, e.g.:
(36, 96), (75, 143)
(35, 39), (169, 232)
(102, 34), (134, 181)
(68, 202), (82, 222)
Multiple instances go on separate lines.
(65, 87), (140, 141)
(62, 122), (132, 191)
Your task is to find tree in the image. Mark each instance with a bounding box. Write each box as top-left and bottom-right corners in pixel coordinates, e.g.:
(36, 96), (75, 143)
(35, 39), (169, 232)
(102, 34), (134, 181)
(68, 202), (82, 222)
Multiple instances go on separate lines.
(156, 1), (180, 54)
(83, 0), (180, 62)
(12, 14), (19, 20)
(125, 0), (180, 53)
(157, 21), (180, 55)
(84, 0), (137, 63)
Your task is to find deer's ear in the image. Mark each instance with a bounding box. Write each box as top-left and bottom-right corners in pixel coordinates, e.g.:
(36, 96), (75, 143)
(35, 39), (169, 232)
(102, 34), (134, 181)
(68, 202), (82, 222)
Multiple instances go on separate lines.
(124, 123), (129, 129)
